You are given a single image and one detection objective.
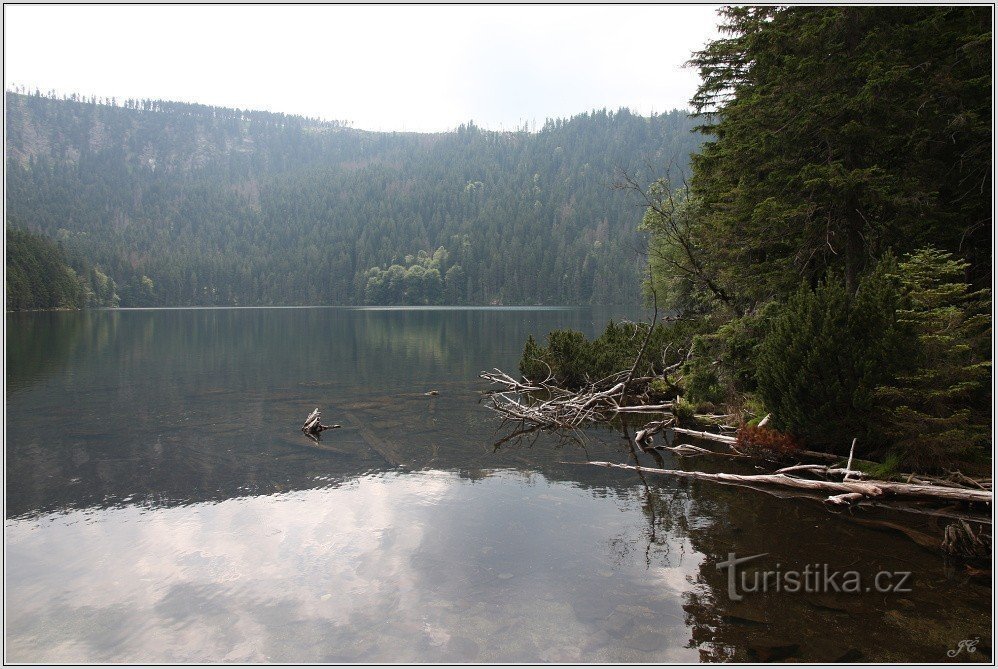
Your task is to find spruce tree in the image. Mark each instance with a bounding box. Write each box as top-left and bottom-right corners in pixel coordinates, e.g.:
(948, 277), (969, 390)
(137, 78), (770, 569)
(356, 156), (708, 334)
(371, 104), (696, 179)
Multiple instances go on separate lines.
(875, 248), (992, 470)
(686, 6), (992, 310)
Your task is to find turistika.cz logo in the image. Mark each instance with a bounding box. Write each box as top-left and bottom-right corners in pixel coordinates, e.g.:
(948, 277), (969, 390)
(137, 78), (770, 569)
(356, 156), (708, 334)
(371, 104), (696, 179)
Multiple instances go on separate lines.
(715, 552), (913, 601)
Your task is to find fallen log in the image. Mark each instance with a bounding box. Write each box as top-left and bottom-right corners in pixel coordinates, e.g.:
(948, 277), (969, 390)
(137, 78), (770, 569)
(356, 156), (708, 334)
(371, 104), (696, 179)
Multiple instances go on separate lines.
(586, 461), (993, 504)
(613, 402), (674, 413)
(671, 427), (736, 444)
(302, 408), (320, 430)
(827, 492), (869, 505)
(672, 426), (862, 465)
(665, 444), (750, 459)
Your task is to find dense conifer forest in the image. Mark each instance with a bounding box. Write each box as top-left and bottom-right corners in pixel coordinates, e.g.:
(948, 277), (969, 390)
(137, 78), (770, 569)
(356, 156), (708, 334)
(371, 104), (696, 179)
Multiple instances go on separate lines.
(5, 91), (700, 308)
(514, 6), (992, 472)
(6, 226), (119, 310)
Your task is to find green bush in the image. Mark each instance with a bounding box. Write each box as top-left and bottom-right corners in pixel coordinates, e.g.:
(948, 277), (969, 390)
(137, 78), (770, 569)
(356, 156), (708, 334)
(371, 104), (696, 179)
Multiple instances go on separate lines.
(519, 335), (550, 381)
(647, 378), (671, 399)
(682, 335), (725, 406)
(518, 318), (707, 390)
(673, 397), (696, 424)
(756, 263), (908, 453)
(546, 329), (598, 388)
(856, 452), (903, 480)
(713, 303), (779, 393)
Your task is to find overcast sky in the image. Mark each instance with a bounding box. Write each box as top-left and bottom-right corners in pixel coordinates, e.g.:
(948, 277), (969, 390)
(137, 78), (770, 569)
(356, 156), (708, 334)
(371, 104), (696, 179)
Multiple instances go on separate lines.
(4, 5), (721, 132)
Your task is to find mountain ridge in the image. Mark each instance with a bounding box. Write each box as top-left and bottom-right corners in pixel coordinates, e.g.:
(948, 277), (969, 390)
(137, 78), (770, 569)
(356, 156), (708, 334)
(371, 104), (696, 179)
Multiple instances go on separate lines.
(5, 91), (701, 308)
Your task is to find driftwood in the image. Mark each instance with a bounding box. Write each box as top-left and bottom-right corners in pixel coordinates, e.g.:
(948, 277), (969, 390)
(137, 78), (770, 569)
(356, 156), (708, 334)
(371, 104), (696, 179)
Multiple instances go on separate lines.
(775, 463), (866, 479)
(301, 408), (340, 441)
(480, 348), (993, 557)
(670, 427), (870, 465)
(671, 427), (737, 443)
(942, 520), (991, 558)
(480, 368), (670, 431)
(635, 418), (673, 449)
(586, 461), (994, 505)
(666, 443), (750, 459)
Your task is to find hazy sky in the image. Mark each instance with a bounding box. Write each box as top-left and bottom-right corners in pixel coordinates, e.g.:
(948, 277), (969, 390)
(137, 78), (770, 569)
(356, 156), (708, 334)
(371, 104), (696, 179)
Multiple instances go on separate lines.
(4, 5), (721, 132)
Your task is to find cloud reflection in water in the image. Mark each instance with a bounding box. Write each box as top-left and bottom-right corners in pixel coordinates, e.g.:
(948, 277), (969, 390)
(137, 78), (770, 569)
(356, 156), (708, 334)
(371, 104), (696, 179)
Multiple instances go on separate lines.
(6, 469), (702, 663)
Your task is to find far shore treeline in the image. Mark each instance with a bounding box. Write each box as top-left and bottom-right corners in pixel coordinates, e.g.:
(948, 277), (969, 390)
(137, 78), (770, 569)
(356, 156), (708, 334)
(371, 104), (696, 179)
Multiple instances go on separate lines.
(519, 6), (992, 473)
(5, 91), (699, 309)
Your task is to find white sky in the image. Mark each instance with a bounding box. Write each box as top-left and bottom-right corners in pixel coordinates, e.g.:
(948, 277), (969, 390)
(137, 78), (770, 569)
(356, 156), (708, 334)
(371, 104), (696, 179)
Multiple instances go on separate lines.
(3, 5), (721, 132)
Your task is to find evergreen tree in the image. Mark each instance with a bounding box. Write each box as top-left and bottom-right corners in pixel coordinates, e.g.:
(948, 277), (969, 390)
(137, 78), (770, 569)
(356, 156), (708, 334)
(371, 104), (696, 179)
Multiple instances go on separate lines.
(875, 248), (992, 469)
(686, 6), (991, 311)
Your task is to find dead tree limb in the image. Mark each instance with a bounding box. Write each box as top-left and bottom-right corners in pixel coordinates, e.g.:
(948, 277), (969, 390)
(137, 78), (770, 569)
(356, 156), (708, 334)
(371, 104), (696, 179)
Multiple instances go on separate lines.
(586, 461), (994, 504)
(621, 285), (658, 404)
(634, 418), (673, 449)
(671, 427), (737, 444)
(666, 444), (750, 459)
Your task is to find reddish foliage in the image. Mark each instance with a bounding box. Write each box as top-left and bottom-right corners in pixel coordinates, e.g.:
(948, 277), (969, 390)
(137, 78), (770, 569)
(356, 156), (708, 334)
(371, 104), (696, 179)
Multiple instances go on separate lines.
(736, 424), (801, 458)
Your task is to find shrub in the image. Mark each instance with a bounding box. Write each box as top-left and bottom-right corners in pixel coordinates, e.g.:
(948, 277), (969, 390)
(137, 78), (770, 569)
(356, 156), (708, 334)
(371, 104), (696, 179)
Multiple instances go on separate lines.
(740, 394), (769, 426)
(673, 397), (696, 424)
(519, 335), (550, 381)
(756, 262), (908, 453)
(647, 378), (671, 399)
(714, 302), (779, 393)
(518, 318), (709, 390)
(545, 329), (595, 388)
(856, 451), (903, 480)
(682, 335), (725, 406)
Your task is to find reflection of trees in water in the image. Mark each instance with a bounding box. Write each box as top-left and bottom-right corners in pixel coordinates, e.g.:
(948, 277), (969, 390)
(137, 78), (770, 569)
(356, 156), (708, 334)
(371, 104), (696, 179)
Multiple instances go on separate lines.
(7, 308), (643, 518)
(616, 436), (993, 662)
(7, 311), (121, 390)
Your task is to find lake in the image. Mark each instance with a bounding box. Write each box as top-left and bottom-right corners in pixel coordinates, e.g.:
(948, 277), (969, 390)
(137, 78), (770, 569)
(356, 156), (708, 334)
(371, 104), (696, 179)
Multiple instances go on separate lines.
(5, 307), (991, 662)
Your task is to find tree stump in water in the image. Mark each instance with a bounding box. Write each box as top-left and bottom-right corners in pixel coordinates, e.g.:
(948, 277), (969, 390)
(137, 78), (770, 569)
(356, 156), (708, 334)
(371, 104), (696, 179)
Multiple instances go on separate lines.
(302, 408), (340, 441)
(942, 520), (990, 559)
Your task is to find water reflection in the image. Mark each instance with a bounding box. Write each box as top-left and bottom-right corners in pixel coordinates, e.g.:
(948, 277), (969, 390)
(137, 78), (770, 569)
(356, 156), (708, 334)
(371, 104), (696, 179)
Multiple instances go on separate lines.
(5, 308), (992, 662)
(6, 307), (637, 517)
(7, 471), (701, 663)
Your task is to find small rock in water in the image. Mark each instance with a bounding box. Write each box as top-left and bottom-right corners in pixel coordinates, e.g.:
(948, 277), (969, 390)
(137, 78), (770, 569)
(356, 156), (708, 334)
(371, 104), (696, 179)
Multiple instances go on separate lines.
(602, 611), (634, 637)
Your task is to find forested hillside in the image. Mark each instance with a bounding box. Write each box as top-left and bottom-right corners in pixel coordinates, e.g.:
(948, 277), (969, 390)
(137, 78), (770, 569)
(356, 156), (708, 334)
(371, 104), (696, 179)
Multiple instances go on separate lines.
(6, 227), (118, 310)
(5, 91), (700, 307)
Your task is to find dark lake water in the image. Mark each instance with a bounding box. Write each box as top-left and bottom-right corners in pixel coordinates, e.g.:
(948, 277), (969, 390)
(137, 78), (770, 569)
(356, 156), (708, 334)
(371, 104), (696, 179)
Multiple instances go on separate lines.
(5, 307), (992, 662)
